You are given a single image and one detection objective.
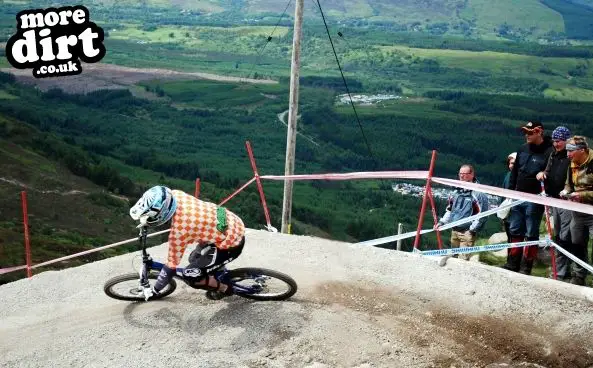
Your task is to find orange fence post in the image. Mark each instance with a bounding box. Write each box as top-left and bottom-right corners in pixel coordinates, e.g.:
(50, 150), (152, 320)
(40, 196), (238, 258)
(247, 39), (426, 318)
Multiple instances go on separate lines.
(414, 150), (438, 250)
(245, 141), (272, 229)
(218, 177), (256, 206)
(427, 186), (444, 250)
(21, 191), (32, 278)
(194, 178), (201, 198)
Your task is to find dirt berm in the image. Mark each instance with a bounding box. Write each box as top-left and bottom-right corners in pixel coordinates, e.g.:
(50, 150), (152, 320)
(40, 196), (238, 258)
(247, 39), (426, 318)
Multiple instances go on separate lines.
(1, 229), (592, 368)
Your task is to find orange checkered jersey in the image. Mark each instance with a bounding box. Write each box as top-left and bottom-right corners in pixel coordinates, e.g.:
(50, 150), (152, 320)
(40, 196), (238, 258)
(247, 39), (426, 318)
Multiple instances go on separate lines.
(166, 190), (245, 268)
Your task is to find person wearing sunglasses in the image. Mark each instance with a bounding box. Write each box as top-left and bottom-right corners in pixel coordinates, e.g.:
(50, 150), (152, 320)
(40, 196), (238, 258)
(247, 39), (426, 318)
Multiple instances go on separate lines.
(503, 121), (554, 275)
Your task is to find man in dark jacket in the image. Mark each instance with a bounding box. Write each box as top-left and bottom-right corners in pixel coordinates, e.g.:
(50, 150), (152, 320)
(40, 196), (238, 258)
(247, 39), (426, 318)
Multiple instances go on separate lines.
(536, 126), (572, 281)
(503, 121), (554, 274)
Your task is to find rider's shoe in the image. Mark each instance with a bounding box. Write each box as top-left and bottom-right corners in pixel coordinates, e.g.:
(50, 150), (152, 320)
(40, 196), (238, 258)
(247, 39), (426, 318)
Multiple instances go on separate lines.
(205, 286), (234, 300)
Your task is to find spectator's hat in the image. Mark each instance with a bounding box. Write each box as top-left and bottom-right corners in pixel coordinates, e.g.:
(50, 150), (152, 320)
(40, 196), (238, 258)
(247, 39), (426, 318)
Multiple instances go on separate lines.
(552, 126), (571, 141)
(567, 136), (589, 151)
(521, 121), (544, 134)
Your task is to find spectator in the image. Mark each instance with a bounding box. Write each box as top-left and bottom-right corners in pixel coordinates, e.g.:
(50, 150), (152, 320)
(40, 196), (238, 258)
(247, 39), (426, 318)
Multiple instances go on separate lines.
(559, 135), (593, 286)
(503, 121), (554, 274)
(436, 164), (489, 261)
(536, 126), (572, 281)
(502, 152), (517, 190)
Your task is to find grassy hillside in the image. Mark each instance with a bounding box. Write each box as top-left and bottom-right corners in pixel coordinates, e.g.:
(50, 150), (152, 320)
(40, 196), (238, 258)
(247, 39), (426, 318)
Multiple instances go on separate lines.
(373, 45), (593, 99)
(0, 115), (147, 285)
(77, 0), (586, 40)
(0, 76), (436, 283)
(2, 0), (593, 287)
(1, 0), (589, 41)
(541, 0), (593, 39)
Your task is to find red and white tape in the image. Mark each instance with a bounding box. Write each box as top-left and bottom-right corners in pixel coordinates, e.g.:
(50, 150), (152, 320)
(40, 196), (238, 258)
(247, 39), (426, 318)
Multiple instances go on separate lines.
(432, 177), (593, 216)
(0, 229), (170, 276)
(260, 170), (429, 181)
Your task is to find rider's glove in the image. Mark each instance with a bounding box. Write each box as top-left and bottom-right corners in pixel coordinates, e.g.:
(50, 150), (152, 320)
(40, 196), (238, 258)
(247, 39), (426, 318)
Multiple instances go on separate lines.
(137, 215), (149, 229)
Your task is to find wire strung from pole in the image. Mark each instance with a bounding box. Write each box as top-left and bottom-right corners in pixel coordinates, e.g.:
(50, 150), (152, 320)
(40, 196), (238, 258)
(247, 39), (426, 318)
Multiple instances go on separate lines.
(336, 31), (353, 49)
(312, 0), (378, 168)
(241, 0), (293, 84)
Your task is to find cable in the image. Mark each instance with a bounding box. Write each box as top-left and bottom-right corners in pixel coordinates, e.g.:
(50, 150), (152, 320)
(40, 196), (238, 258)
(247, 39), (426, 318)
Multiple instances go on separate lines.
(312, 0), (378, 169)
(241, 0), (293, 83)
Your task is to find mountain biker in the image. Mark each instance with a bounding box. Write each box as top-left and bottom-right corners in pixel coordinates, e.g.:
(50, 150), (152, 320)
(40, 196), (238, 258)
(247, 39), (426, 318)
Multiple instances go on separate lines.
(129, 185), (246, 300)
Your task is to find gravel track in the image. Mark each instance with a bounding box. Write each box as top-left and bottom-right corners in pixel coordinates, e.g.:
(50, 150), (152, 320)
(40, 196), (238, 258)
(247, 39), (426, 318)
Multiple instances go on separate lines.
(1, 229), (593, 368)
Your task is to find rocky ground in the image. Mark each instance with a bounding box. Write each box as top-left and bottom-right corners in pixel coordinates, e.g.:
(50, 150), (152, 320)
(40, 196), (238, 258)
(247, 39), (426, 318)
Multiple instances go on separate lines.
(1, 229), (593, 368)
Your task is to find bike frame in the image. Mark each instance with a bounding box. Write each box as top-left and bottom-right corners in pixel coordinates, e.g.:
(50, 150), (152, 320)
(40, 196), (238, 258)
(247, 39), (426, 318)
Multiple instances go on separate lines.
(136, 226), (261, 295)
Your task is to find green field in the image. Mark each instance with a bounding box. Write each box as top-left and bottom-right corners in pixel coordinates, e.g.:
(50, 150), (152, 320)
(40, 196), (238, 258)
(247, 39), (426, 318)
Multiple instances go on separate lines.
(107, 24), (290, 49)
(544, 87), (593, 101)
(369, 45), (593, 99)
(461, 0), (564, 35)
(95, 0), (226, 12)
(382, 46), (590, 76)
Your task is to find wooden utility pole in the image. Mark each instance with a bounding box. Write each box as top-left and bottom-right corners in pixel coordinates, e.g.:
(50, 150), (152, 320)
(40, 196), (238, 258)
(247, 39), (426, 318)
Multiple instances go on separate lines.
(397, 223), (403, 251)
(281, 0), (304, 234)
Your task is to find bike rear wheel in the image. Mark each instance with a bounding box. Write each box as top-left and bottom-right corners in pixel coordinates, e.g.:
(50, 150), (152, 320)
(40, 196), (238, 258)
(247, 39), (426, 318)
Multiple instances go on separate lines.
(104, 273), (177, 301)
(225, 267), (297, 301)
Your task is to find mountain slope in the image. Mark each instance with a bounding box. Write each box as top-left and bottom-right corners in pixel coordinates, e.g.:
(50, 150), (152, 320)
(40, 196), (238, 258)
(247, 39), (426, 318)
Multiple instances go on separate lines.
(84, 0), (592, 39)
(0, 114), (144, 284)
(1, 229), (592, 367)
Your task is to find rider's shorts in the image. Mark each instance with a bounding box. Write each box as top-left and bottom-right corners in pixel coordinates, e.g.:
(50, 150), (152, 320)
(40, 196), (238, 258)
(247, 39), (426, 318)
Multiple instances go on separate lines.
(182, 237), (245, 281)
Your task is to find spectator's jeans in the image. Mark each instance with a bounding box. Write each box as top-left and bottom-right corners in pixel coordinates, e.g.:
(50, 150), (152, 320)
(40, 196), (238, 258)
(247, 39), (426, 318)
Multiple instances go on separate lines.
(570, 211), (593, 279)
(450, 230), (475, 261)
(508, 201), (545, 239)
(551, 207), (573, 279)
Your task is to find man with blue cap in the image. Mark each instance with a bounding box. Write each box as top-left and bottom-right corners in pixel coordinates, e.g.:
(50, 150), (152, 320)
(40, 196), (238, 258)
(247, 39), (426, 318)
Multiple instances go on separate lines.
(537, 126), (573, 281)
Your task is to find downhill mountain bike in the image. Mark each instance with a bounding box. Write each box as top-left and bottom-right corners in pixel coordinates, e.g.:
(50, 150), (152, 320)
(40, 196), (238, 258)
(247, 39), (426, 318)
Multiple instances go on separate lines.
(104, 226), (298, 302)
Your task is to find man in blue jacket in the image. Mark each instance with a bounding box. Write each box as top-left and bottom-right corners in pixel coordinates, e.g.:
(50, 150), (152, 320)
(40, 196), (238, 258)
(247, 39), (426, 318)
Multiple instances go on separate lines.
(437, 164), (490, 260)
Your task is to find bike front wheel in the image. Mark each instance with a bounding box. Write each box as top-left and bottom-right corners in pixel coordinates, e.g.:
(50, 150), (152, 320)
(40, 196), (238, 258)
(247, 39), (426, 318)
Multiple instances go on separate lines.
(104, 273), (177, 301)
(225, 267), (297, 301)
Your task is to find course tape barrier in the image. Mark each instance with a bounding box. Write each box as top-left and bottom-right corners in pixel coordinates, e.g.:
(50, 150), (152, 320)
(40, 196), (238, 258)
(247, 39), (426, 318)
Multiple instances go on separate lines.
(0, 265), (29, 275)
(551, 240), (593, 275)
(260, 171), (429, 181)
(416, 238), (593, 275)
(419, 240), (543, 257)
(0, 228), (170, 275)
(356, 198), (524, 247)
(432, 177), (593, 216)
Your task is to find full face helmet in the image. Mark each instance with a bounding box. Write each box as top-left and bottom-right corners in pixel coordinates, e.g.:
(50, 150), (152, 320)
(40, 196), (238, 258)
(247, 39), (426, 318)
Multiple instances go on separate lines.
(129, 186), (177, 226)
